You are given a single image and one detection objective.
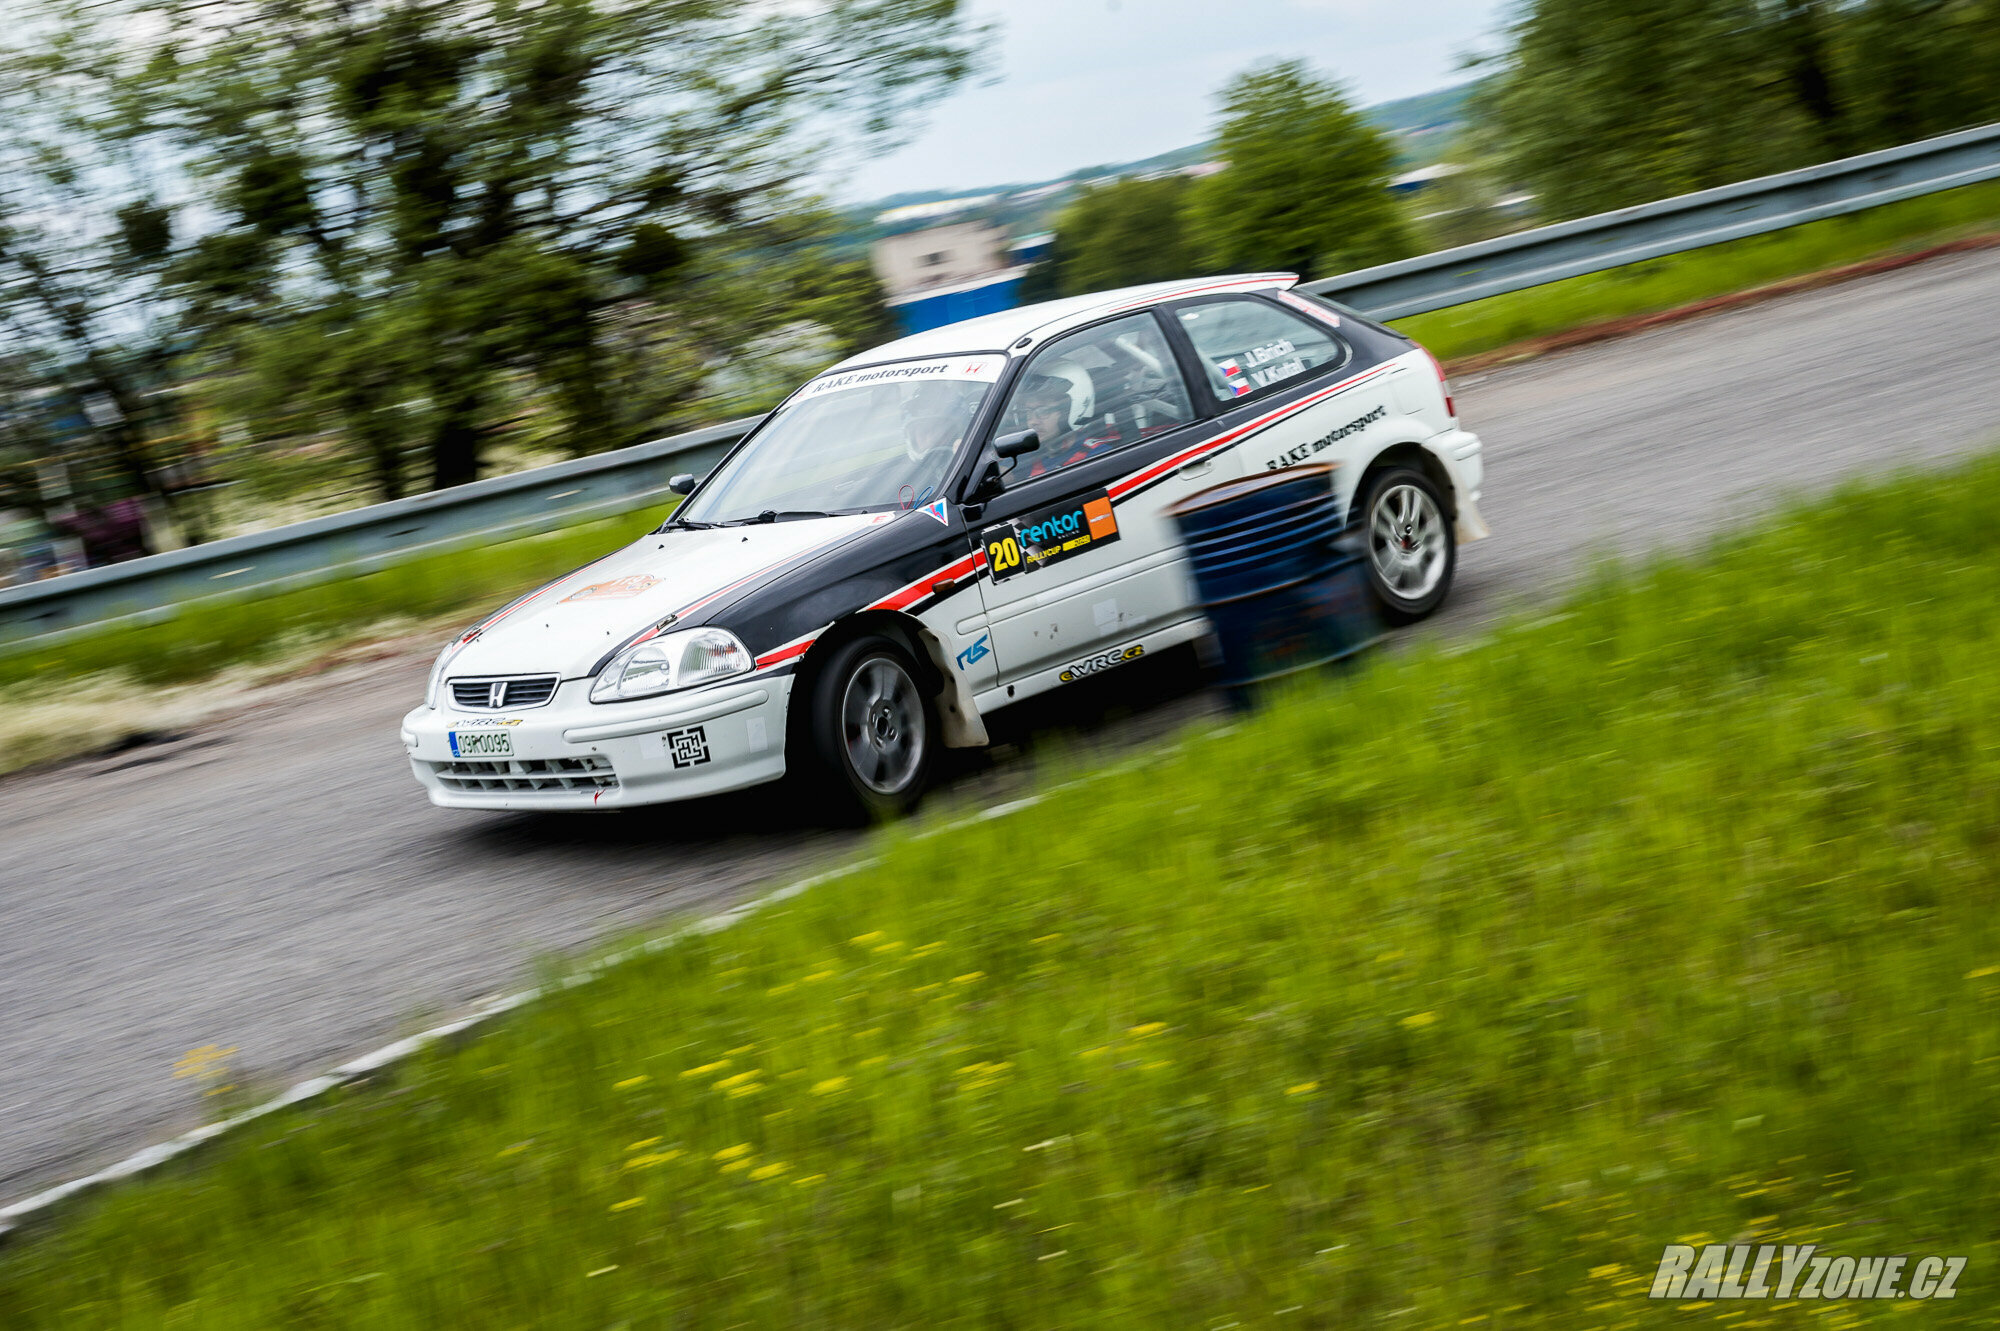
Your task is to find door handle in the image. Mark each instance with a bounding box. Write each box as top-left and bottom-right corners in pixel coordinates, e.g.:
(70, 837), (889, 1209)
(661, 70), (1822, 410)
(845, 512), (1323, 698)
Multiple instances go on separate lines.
(1179, 457), (1214, 478)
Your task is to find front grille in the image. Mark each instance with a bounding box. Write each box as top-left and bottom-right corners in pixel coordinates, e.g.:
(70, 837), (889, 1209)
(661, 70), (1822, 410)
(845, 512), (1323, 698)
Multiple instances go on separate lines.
(429, 754), (619, 794)
(449, 675), (560, 710)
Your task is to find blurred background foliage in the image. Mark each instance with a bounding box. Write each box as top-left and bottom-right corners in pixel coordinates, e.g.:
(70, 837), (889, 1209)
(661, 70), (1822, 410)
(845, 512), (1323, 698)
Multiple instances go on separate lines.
(0, 0), (981, 551)
(3, 0), (1999, 557)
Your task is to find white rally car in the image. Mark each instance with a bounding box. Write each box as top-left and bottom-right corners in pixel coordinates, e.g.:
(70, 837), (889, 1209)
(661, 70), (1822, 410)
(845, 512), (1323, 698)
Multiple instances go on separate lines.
(403, 274), (1486, 817)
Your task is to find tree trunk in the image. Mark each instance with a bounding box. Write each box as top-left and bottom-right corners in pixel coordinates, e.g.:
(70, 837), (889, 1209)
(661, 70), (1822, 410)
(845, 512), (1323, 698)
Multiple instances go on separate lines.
(429, 387), (484, 490)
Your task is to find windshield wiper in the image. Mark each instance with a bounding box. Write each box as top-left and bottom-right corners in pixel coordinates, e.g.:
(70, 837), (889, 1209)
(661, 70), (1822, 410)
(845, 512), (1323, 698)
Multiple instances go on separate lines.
(720, 509), (836, 525)
(660, 516), (715, 531)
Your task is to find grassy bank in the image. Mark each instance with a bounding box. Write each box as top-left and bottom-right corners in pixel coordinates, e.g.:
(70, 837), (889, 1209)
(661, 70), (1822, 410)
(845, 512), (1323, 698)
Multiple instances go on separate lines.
(5, 450), (1998, 1326)
(1398, 179), (2000, 362)
(0, 508), (667, 692)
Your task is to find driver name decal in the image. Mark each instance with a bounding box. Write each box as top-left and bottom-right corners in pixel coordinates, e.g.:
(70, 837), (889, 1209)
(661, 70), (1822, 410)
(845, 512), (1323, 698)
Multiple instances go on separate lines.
(983, 492), (1119, 582)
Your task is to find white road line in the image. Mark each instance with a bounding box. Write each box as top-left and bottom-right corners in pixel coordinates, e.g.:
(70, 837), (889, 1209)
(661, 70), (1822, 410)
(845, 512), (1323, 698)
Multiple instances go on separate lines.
(0, 786), (1080, 1241)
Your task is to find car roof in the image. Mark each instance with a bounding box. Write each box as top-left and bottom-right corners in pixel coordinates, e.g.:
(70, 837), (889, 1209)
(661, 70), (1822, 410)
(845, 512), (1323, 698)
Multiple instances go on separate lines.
(829, 273), (1300, 370)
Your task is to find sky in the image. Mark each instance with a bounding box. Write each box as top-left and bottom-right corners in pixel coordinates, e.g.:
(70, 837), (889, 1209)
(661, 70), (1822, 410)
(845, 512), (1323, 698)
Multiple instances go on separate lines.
(829, 0), (1510, 204)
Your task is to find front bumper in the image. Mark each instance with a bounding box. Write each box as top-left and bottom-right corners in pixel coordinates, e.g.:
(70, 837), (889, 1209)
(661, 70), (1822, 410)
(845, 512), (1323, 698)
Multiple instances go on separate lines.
(401, 675), (793, 811)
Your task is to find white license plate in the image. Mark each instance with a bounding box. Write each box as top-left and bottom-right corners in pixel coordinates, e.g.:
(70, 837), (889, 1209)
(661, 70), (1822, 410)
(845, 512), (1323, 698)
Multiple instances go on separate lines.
(449, 730), (514, 759)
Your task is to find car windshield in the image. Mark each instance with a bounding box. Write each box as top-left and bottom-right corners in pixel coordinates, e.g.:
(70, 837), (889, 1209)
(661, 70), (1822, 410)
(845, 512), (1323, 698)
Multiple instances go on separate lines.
(675, 355), (1006, 524)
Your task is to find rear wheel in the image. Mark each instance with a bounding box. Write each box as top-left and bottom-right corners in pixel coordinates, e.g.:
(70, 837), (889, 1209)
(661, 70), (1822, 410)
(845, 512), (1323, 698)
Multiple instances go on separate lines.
(1359, 466), (1455, 623)
(803, 635), (938, 822)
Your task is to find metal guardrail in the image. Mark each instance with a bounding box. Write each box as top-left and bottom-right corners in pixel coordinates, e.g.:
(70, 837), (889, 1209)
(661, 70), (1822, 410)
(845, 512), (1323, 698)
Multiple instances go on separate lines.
(0, 419), (756, 652)
(5, 120), (1998, 655)
(1303, 121), (2000, 319)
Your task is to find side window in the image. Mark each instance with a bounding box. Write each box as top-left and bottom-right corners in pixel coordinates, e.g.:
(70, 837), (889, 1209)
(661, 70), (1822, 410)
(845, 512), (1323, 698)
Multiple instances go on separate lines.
(1176, 298), (1347, 404)
(995, 313), (1194, 485)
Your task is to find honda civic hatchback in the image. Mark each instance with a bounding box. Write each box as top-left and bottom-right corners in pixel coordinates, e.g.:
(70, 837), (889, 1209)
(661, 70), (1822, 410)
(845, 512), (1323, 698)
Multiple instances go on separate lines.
(401, 273), (1487, 818)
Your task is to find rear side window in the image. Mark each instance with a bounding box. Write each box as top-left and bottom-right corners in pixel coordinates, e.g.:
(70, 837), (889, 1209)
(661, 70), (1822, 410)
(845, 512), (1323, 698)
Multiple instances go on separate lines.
(1176, 297), (1347, 404)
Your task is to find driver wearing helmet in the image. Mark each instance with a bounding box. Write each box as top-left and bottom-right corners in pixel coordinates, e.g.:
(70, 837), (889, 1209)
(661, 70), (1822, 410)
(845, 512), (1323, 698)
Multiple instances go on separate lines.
(902, 383), (975, 466)
(1016, 372), (1118, 478)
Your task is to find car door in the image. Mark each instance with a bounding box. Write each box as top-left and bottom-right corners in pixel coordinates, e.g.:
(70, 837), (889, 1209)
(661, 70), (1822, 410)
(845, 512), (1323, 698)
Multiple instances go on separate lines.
(965, 310), (1218, 692)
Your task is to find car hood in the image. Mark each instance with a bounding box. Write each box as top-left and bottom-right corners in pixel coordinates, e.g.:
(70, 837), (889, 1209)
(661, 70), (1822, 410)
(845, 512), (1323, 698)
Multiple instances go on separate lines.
(441, 513), (890, 682)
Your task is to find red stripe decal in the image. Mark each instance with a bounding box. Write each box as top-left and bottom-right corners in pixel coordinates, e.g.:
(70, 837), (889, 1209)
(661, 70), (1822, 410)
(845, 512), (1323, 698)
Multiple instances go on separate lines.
(1107, 364), (1392, 501)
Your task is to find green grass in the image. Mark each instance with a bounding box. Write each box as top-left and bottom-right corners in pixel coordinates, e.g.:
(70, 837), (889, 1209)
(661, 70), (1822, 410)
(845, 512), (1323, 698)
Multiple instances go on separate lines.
(5, 452), (1999, 1326)
(1398, 179), (2000, 363)
(0, 506), (673, 690)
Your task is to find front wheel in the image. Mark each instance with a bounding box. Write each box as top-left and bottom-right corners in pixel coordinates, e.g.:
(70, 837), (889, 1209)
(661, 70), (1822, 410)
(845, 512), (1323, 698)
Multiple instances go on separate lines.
(804, 635), (938, 822)
(1359, 466), (1455, 624)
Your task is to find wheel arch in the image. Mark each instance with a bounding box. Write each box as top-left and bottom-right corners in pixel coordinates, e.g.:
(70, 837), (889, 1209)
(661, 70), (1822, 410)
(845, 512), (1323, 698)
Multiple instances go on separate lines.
(1347, 439), (1458, 526)
(789, 610), (989, 750)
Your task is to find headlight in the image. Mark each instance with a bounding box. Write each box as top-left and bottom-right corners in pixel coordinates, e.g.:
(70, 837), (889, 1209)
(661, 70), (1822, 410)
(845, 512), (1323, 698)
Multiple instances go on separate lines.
(425, 639), (464, 709)
(590, 627), (753, 703)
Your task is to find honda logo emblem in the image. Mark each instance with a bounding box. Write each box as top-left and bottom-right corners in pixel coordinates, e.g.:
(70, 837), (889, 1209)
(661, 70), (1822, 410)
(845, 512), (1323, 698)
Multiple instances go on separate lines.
(489, 681), (506, 708)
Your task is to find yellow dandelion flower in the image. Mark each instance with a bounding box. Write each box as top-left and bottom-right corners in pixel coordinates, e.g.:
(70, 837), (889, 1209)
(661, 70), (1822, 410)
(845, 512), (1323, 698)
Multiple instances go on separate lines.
(610, 1197), (644, 1212)
(714, 1069), (764, 1089)
(1286, 1081), (1319, 1095)
(910, 942), (944, 957)
(812, 1076), (849, 1096)
(803, 969), (836, 983)
(851, 931), (885, 945)
(725, 1044), (756, 1056)
(794, 1174), (825, 1186)
(680, 1060), (729, 1079)
(1401, 1011), (1438, 1029)
(1032, 933), (1062, 944)
(1142, 1060), (1170, 1071)
(873, 940), (904, 953)
(624, 1150), (681, 1169)
(951, 971), (984, 985)
(1128, 1022), (1167, 1038)
(720, 1157), (752, 1173)
(1967, 965), (2000, 979)
(750, 1161), (789, 1181)
(1080, 1046), (1110, 1059)
(725, 1082), (765, 1098)
(614, 1074), (650, 1090)
(713, 1143), (753, 1161)
(767, 982), (796, 996)
(626, 1137), (662, 1152)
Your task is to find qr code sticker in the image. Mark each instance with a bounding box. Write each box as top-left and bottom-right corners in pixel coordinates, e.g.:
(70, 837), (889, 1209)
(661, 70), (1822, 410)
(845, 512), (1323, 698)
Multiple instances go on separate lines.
(665, 725), (711, 768)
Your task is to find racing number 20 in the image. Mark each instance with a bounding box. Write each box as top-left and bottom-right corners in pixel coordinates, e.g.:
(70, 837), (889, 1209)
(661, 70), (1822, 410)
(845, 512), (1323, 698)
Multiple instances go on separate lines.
(987, 536), (1022, 573)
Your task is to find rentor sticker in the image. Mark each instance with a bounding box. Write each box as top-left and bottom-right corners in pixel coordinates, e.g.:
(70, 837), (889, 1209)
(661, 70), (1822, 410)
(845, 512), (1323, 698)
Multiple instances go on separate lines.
(982, 490), (1121, 582)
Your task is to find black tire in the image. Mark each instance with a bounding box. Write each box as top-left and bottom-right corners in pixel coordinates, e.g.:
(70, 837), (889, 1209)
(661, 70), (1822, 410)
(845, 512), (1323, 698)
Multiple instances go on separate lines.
(1357, 465), (1455, 624)
(801, 635), (939, 823)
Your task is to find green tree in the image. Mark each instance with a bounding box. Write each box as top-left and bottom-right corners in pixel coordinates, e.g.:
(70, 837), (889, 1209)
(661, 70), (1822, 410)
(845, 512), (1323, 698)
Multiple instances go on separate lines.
(1047, 175), (1200, 296)
(1475, 0), (2000, 224)
(1476, 0), (1808, 221)
(1188, 60), (1415, 280)
(28, 0), (981, 499)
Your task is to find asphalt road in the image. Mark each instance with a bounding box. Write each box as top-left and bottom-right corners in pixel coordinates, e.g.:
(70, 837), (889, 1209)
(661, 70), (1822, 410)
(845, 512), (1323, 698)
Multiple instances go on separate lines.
(5, 247), (2000, 1205)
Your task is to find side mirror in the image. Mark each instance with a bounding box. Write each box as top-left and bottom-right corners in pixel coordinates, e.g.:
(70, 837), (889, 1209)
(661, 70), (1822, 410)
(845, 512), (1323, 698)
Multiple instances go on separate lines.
(993, 429), (1041, 460)
(967, 459), (1008, 505)
(667, 473), (698, 495)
